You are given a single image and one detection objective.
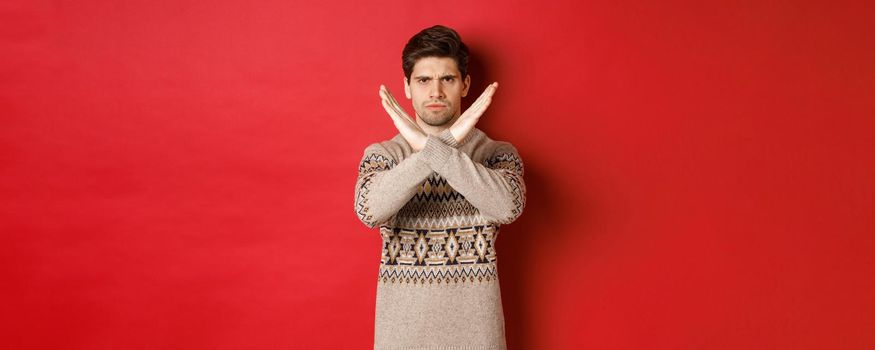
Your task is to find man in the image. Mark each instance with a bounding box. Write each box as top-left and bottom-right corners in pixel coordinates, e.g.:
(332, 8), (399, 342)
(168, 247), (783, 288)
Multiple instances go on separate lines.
(354, 25), (526, 349)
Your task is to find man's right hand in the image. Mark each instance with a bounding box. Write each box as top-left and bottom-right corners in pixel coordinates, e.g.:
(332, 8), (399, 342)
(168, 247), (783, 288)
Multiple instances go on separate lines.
(379, 84), (428, 151)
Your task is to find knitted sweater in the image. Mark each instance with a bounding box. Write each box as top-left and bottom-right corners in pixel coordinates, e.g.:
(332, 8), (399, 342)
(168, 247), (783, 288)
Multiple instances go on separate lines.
(354, 127), (526, 350)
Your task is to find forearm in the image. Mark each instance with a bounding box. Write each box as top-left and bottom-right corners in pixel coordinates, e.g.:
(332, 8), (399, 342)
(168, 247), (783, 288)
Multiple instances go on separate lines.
(416, 135), (526, 224)
(355, 152), (433, 228)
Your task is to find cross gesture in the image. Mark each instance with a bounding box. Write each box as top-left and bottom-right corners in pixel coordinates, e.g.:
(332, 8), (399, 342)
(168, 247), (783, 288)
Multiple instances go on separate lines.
(378, 82), (499, 151)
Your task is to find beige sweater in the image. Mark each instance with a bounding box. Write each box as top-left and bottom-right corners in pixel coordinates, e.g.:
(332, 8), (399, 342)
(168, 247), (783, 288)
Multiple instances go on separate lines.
(354, 127), (526, 350)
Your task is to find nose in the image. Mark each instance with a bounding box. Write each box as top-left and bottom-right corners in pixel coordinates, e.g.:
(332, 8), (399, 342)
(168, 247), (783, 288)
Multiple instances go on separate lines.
(428, 79), (444, 99)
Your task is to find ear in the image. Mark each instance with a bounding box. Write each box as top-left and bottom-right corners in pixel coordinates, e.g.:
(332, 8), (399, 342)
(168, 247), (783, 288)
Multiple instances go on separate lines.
(462, 74), (471, 97)
(404, 77), (412, 99)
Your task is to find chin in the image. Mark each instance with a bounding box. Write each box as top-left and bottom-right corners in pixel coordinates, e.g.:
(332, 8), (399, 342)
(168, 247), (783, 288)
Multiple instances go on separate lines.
(422, 120), (448, 127)
(419, 112), (454, 126)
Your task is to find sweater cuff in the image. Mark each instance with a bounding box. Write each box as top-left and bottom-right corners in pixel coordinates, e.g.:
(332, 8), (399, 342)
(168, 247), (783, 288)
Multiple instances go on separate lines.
(406, 151), (432, 174)
(437, 128), (461, 148)
(418, 133), (454, 170)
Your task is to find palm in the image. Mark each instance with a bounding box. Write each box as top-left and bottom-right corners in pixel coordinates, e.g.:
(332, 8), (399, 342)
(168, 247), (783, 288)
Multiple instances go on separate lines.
(379, 85), (427, 151)
(449, 82), (498, 143)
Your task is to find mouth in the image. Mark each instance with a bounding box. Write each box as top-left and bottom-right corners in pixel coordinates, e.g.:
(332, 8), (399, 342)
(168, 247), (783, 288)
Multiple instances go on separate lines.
(426, 104), (446, 110)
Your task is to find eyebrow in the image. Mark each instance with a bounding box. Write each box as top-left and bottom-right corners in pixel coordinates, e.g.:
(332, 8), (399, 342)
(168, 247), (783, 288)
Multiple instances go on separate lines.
(413, 74), (458, 80)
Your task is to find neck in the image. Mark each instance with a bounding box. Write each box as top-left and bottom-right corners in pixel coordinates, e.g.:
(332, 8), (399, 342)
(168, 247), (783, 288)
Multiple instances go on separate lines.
(416, 112), (462, 136)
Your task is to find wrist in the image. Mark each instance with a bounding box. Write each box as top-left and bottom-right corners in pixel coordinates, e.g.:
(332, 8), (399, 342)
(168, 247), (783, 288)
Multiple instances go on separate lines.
(414, 133), (436, 153)
(438, 128), (462, 148)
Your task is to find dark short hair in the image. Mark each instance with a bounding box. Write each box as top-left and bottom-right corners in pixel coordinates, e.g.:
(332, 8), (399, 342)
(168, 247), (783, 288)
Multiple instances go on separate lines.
(402, 25), (469, 82)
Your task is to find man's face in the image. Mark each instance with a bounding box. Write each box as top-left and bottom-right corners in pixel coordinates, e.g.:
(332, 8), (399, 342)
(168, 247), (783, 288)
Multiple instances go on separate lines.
(404, 56), (471, 127)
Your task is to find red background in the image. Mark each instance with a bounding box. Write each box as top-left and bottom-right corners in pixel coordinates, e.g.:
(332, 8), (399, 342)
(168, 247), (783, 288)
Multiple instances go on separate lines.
(2, 0), (873, 349)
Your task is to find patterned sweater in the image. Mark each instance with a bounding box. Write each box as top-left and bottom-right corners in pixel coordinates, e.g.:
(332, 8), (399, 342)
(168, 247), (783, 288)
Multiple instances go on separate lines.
(354, 127), (526, 350)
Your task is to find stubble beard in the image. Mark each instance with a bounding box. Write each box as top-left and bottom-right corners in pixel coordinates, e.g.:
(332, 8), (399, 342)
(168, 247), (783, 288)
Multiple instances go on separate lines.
(417, 104), (455, 126)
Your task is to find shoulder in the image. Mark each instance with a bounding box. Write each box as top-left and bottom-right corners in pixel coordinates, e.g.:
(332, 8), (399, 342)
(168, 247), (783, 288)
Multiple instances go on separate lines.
(469, 128), (521, 158)
(490, 140), (520, 157)
(360, 133), (411, 163)
(486, 140), (523, 171)
(474, 131), (524, 174)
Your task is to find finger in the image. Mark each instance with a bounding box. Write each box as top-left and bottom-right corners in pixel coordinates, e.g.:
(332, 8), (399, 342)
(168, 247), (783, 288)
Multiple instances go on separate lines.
(380, 86), (415, 128)
(473, 83), (498, 109)
(459, 84), (496, 120)
(387, 91), (417, 126)
(381, 98), (401, 123)
(379, 88), (403, 116)
(382, 85), (403, 110)
(382, 95), (427, 137)
(467, 83), (496, 112)
(474, 96), (494, 117)
(381, 92), (416, 127)
(381, 85), (404, 112)
(466, 93), (489, 116)
(382, 93), (409, 122)
(480, 82), (498, 101)
(381, 93), (407, 123)
(383, 87), (419, 125)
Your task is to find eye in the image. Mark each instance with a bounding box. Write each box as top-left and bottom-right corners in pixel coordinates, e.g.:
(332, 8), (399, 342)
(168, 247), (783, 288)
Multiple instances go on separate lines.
(418, 78), (429, 84)
(442, 77), (455, 82)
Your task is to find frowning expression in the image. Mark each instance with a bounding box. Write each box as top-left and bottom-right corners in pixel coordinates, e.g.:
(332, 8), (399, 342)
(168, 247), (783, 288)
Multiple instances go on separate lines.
(404, 56), (471, 127)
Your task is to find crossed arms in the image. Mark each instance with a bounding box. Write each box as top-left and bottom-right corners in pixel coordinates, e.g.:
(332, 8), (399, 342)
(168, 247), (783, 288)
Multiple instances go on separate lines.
(354, 84), (526, 228)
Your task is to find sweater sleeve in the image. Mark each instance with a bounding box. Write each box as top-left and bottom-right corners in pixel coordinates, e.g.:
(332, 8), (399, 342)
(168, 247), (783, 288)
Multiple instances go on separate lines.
(416, 133), (527, 225)
(354, 130), (462, 228)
